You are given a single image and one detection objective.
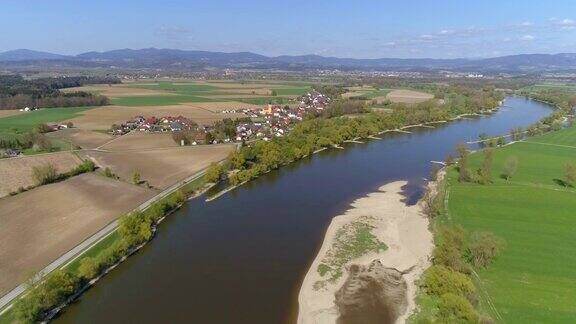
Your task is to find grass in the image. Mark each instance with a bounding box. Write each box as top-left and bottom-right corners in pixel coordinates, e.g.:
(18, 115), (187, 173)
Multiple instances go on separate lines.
(130, 82), (219, 93)
(444, 125), (576, 323)
(110, 94), (217, 106)
(0, 107), (93, 134)
(235, 97), (293, 105)
(272, 87), (311, 96)
(315, 217), (387, 286)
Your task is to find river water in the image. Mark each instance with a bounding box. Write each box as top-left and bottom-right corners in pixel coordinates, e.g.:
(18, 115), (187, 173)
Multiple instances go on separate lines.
(56, 96), (551, 323)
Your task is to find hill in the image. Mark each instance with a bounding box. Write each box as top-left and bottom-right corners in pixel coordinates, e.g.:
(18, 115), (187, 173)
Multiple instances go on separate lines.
(1, 48), (576, 72)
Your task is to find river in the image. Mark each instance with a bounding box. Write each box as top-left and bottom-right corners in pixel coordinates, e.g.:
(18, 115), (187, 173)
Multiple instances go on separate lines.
(55, 96), (552, 323)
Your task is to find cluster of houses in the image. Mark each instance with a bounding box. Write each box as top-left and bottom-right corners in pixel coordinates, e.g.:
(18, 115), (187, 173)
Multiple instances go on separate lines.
(233, 91), (331, 141)
(110, 90), (332, 144)
(299, 91), (331, 111)
(110, 115), (198, 135)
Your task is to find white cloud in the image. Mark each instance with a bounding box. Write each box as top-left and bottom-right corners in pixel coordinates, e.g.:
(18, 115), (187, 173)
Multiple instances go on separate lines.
(558, 18), (576, 30)
(520, 34), (535, 41)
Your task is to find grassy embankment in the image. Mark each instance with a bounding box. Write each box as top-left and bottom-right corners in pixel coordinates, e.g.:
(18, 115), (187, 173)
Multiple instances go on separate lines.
(445, 125), (576, 323)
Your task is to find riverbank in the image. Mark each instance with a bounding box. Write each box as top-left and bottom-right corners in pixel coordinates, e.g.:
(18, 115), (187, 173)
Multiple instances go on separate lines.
(434, 125), (576, 323)
(298, 181), (434, 324)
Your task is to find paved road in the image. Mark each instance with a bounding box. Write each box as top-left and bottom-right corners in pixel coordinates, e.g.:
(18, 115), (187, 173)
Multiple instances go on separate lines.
(0, 168), (210, 312)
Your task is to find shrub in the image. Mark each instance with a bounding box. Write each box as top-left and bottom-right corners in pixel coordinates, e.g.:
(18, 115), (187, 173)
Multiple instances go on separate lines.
(103, 167), (118, 179)
(422, 265), (476, 302)
(32, 163), (58, 185)
(437, 293), (479, 323)
(71, 159), (96, 176)
(78, 257), (101, 280)
(205, 162), (224, 183)
(564, 162), (576, 187)
(477, 148), (494, 185)
(466, 231), (505, 268)
(501, 156), (518, 181)
(34, 123), (52, 134)
(13, 270), (80, 323)
(132, 170), (141, 185)
(456, 144), (472, 182)
(433, 226), (469, 273)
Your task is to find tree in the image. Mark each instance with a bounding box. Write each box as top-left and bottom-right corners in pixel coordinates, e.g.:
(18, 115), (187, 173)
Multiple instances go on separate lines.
(271, 90), (278, 96)
(422, 265), (476, 301)
(501, 156), (518, 181)
(229, 151), (246, 170)
(466, 231), (505, 268)
(564, 162), (576, 187)
(205, 162), (223, 183)
(32, 163), (58, 185)
(34, 123), (52, 133)
(477, 148), (494, 184)
(497, 136), (506, 146)
(456, 144), (472, 182)
(132, 170), (141, 185)
(78, 257), (100, 279)
(438, 293), (479, 323)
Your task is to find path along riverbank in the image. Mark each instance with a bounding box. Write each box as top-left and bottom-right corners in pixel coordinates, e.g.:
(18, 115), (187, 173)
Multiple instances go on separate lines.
(298, 179), (439, 324)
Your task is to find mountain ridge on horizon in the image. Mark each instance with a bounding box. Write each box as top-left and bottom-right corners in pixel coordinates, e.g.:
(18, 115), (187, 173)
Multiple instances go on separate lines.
(1, 48), (576, 72)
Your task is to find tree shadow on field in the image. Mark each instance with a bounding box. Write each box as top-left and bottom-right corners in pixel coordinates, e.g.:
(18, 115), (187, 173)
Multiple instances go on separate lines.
(553, 178), (572, 188)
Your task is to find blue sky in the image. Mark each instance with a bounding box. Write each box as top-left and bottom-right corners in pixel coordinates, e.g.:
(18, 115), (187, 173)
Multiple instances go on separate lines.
(2, 0), (576, 58)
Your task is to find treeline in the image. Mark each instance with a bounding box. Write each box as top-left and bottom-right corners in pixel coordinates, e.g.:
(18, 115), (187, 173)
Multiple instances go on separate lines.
(522, 89), (576, 136)
(224, 88), (502, 187)
(0, 75), (117, 110)
(416, 160), (505, 323)
(13, 190), (187, 323)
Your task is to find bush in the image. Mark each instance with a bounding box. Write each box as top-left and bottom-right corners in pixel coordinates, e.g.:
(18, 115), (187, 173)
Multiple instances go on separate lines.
(422, 265), (476, 302)
(501, 156), (518, 181)
(437, 293), (479, 323)
(103, 167), (118, 179)
(78, 257), (101, 280)
(205, 162), (224, 183)
(466, 231), (505, 268)
(132, 170), (141, 185)
(433, 226), (469, 273)
(14, 270), (80, 323)
(70, 159), (96, 176)
(564, 162), (576, 187)
(32, 163), (58, 185)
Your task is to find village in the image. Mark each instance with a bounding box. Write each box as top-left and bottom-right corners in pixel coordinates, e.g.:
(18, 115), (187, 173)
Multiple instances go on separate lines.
(109, 90), (331, 144)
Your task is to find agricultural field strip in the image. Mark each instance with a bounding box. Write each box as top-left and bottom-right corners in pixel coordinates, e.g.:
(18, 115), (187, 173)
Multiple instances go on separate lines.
(0, 162), (219, 312)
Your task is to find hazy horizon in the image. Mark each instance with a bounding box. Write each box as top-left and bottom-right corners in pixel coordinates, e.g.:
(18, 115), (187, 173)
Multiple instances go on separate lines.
(2, 0), (576, 59)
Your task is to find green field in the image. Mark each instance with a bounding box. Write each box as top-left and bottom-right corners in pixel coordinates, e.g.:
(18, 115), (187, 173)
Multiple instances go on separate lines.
(110, 94), (218, 106)
(445, 126), (576, 323)
(0, 107), (93, 134)
(235, 96), (293, 105)
(130, 82), (219, 93)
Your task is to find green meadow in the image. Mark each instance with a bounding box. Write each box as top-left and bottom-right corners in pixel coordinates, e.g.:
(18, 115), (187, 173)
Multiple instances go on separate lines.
(0, 107), (92, 134)
(445, 125), (576, 323)
(110, 94), (218, 106)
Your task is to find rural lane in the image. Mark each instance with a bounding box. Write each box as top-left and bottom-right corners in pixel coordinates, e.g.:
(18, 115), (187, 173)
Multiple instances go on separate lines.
(0, 166), (213, 312)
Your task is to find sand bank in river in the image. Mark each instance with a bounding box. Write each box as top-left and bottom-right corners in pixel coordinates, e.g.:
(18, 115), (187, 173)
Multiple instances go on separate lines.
(297, 181), (434, 324)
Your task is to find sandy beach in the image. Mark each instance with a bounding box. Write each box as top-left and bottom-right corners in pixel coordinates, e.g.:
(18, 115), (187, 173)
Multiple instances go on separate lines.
(297, 181), (434, 324)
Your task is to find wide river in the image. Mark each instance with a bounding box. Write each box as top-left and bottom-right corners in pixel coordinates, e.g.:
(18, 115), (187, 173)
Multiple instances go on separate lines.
(56, 96), (552, 323)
